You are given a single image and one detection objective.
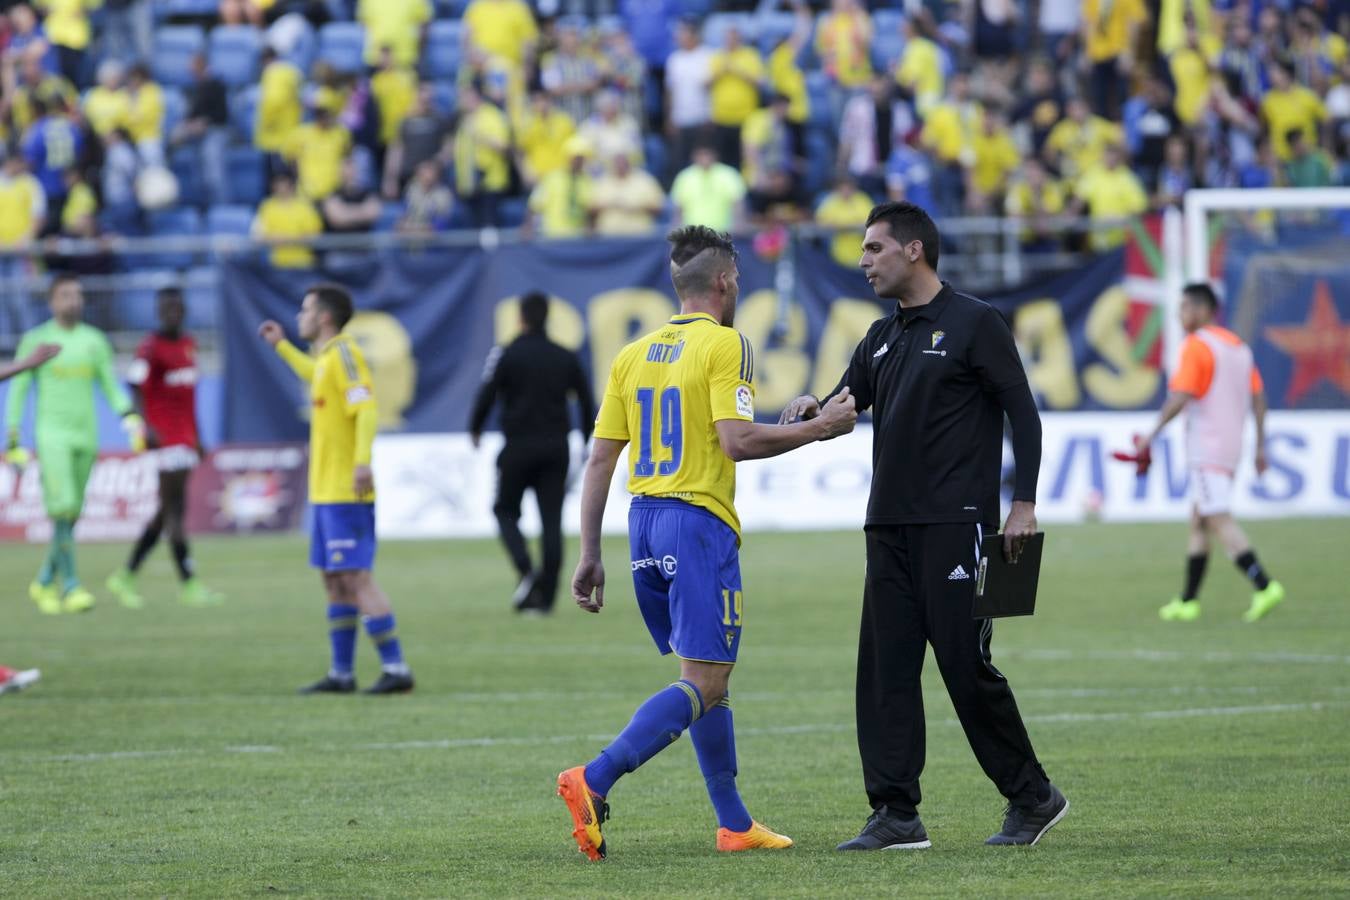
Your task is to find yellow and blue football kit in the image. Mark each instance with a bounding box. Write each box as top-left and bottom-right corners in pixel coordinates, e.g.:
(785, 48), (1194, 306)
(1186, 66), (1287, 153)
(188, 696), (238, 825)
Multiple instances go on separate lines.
(594, 312), (755, 663)
(275, 331), (379, 571)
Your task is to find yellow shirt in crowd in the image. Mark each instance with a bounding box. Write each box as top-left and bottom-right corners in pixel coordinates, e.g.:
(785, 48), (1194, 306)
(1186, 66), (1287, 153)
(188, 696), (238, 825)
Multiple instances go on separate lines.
(1082, 0), (1149, 62)
(921, 102), (983, 164)
(462, 0), (539, 65)
(37, 0), (100, 50)
(0, 173), (45, 245)
(815, 11), (872, 88)
(970, 128), (1021, 196)
(253, 195), (324, 268)
(358, 0), (431, 67)
(1261, 86), (1326, 160)
(529, 170), (592, 237)
(590, 169), (665, 236)
(515, 107), (576, 183)
(896, 37), (944, 113)
(126, 81), (164, 144)
(371, 66), (420, 147)
(709, 46), (765, 126)
(768, 41), (809, 124)
(454, 103), (512, 194)
(1075, 165), (1148, 250)
(815, 188), (874, 268)
(287, 123), (352, 200)
(256, 61), (304, 152)
(1044, 115), (1123, 178)
(83, 86), (130, 137)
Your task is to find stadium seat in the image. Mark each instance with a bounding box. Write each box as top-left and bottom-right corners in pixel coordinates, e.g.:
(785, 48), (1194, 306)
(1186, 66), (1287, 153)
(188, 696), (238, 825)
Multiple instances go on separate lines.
(498, 196), (528, 229)
(805, 71), (832, 128)
(703, 13), (756, 49)
(183, 268), (219, 330)
(226, 146), (267, 206)
(433, 0), (470, 18)
(161, 87), (187, 140)
(151, 26), (207, 89)
(208, 25), (263, 87)
(803, 128), (834, 197)
(421, 20), (462, 80)
(168, 144), (204, 209)
(155, 0), (218, 21)
(269, 13), (317, 73)
(146, 207), (205, 270)
(206, 205), (254, 237)
(316, 22), (367, 75)
(431, 80), (458, 117)
(118, 287), (162, 332)
(643, 134), (667, 181)
(755, 12), (800, 53)
(872, 33), (905, 72)
(229, 85), (259, 142)
(873, 9), (904, 39)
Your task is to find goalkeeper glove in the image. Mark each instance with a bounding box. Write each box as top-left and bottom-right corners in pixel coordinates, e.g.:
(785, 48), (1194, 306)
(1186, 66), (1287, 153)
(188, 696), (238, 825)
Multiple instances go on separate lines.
(5, 430), (30, 467)
(122, 413), (147, 453)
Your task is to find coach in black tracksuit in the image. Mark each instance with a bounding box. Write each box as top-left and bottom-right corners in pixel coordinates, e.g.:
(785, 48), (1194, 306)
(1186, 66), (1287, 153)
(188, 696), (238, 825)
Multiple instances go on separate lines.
(782, 202), (1068, 849)
(470, 292), (595, 614)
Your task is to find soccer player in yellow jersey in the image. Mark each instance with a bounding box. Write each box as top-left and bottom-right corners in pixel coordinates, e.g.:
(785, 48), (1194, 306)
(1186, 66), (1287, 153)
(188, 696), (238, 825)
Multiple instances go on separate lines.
(258, 285), (414, 695)
(556, 227), (858, 860)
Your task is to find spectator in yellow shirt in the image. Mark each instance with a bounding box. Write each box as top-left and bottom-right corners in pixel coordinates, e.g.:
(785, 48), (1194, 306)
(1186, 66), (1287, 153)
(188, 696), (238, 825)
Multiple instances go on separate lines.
(453, 84), (512, 226)
(0, 150), (47, 254)
(1043, 96), (1124, 180)
(514, 89), (575, 188)
(125, 63), (166, 166)
(84, 59), (130, 140)
(285, 107), (352, 201)
(578, 90), (643, 172)
(1004, 158), (1067, 252)
(37, 0), (99, 86)
(371, 46), (420, 150)
(708, 27), (764, 170)
(966, 108), (1020, 213)
(1081, 0), (1149, 118)
(920, 72), (982, 215)
(895, 15), (944, 114)
(767, 11), (811, 130)
(256, 48), (304, 156)
(1261, 60), (1326, 161)
(59, 167), (97, 237)
(815, 175), (874, 267)
(358, 0), (431, 68)
(1072, 143), (1148, 250)
(1168, 27), (1214, 126)
(815, 0), (873, 92)
(589, 152), (666, 236)
(528, 137), (593, 239)
(462, 0), (538, 68)
(252, 170), (323, 268)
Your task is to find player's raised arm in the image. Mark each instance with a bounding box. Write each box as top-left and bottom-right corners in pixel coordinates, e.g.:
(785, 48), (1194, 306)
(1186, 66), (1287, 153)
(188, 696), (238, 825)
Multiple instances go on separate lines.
(259, 319), (317, 382)
(572, 436), (626, 613)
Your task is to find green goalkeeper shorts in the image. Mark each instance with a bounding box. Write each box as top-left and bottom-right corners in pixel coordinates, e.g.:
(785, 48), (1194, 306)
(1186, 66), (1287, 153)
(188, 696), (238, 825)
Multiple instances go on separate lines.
(37, 440), (98, 521)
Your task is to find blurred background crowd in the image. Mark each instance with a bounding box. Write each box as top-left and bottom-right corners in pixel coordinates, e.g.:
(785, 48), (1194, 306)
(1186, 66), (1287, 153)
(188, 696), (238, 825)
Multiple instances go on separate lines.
(0, 0), (1345, 277)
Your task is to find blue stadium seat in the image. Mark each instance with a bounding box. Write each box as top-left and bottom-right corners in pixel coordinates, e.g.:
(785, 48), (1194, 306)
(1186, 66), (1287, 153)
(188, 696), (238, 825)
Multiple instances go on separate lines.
(168, 145), (204, 208)
(643, 134), (667, 181)
(421, 20), (462, 80)
(151, 26), (207, 89)
(147, 207), (205, 270)
(375, 202), (404, 232)
(803, 128), (834, 197)
(433, 0), (470, 18)
(183, 268), (219, 330)
(208, 25), (263, 87)
(206, 204), (254, 236)
(161, 87), (187, 139)
(872, 33), (905, 72)
(119, 288), (162, 331)
(703, 13), (757, 49)
(229, 85), (259, 142)
(155, 0), (218, 21)
(431, 80), (458, 117)
(226, 146), (267, 205)
(873, 9), (904, 39)
(805, 71), (832, 128)
(755, 12), (800, 54)
(676, 0), (714, 18)
(498, 196), (527, 229)
(275, 18), (317, 73)
(316, 22), (367, 75)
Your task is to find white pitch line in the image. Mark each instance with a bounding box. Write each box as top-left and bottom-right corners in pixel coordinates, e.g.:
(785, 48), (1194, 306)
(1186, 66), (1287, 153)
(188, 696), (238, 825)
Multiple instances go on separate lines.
(18, 700), (1345, 765)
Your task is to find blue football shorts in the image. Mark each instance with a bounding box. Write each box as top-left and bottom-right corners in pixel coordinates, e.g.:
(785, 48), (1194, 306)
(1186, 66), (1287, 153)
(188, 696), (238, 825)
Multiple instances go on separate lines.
(627, 497), (743, 664)
(309, 502), (377, 572)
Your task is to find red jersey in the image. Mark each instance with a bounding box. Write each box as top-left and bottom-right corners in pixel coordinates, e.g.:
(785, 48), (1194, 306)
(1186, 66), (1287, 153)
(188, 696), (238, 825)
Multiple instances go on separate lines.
(128, 332), (200, 449)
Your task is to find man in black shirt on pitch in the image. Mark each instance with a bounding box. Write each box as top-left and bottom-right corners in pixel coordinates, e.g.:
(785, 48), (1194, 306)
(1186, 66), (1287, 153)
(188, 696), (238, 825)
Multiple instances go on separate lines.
(470, 293), (595, 614)
(781, 202), (1067, 849)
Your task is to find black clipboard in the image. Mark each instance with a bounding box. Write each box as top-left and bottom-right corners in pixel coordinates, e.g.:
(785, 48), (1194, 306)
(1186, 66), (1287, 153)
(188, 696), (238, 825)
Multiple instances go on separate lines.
(972, 532), (1044, 619)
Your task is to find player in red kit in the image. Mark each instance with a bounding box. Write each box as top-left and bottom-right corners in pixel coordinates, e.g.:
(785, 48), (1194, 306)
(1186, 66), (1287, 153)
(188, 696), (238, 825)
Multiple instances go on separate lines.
(106, 288), (223, 609)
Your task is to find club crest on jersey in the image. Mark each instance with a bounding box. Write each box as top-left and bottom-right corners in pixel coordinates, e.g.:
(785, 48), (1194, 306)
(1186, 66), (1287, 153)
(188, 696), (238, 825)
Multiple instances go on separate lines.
(931, 331), (945, 349)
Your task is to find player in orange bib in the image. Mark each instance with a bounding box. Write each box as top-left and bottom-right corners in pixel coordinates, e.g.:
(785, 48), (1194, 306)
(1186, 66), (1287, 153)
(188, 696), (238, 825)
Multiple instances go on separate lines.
(1139, 283), (1285, 623)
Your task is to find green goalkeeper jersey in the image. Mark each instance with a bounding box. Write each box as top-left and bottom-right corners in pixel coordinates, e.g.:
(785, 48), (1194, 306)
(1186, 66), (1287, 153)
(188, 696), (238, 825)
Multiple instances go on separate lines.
(5, 320), (132, 449)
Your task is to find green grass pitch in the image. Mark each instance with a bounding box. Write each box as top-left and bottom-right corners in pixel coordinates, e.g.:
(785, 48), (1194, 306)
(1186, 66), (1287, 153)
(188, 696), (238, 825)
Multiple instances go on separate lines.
(2, 519), (1348, 898)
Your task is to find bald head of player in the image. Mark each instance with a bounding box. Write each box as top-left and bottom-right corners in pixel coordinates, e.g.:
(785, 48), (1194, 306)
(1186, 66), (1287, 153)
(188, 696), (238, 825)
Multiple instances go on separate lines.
(1180, 282), (1219, 334)
(667, 226), (740, 327)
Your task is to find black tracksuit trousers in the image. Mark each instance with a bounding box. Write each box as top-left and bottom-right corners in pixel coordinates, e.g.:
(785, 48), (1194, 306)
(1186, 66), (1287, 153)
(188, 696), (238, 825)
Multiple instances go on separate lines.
(856, 523), (1049, 815)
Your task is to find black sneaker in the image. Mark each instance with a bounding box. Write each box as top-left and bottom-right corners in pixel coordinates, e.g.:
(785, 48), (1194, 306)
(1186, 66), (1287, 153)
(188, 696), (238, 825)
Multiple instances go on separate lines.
(299, 674), (356, 694)
(365, 671), (415, 694)
(836, 806), (931, 850)
(985, 784), (1069, 846)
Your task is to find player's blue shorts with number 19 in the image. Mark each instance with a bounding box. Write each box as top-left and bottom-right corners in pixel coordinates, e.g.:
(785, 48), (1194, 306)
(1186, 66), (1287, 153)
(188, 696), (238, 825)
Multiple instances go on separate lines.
(628, 497), (743, 664)
(310, 502), (377, 571)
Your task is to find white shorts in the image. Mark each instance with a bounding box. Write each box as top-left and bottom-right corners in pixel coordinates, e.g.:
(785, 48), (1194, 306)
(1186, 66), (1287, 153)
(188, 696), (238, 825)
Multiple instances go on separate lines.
(155, 444), (199, 473)
(1190, 466), (1234, 517)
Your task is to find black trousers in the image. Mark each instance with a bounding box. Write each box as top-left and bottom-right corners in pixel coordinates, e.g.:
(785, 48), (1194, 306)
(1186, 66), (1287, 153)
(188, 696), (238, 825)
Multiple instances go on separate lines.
(494, 439), (569, 611)
(856, 523), (1048, 815)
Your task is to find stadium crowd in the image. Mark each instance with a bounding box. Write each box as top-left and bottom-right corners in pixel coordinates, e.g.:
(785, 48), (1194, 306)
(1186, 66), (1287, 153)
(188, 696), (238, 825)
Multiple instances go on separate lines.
(0, 0), (1345, 273)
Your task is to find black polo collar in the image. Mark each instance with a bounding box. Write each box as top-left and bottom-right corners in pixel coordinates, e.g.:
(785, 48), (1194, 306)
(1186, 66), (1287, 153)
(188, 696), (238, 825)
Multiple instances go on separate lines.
(894, 282), (953, 322)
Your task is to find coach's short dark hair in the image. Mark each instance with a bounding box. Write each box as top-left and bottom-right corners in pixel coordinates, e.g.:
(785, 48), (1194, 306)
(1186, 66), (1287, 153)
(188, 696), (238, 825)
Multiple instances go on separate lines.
(1182, 282), (1219, 311)
(520, 291), (549, 332)
(667, 226), (738, 296)
(865, 201), (940, 269)
(306, 283), (355, 330)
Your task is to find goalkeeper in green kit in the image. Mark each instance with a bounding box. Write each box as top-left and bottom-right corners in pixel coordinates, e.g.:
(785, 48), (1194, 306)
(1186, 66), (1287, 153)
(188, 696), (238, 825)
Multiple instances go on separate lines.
(5, 276), (146, 615)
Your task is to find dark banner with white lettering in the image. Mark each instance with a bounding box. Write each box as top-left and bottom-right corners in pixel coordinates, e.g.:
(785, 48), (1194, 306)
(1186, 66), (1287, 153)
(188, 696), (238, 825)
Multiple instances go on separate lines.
(219, 240), (1194, 440)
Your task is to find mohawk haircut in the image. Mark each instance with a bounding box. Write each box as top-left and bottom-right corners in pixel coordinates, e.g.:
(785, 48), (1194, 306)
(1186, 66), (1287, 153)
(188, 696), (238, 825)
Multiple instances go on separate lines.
(667, 226), (738, 297)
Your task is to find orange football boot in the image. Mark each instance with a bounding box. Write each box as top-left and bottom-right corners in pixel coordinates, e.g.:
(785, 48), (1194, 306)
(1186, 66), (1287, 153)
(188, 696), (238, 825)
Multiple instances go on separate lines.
(556, 766), (610, 861)
(716, 820), (795, 852)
